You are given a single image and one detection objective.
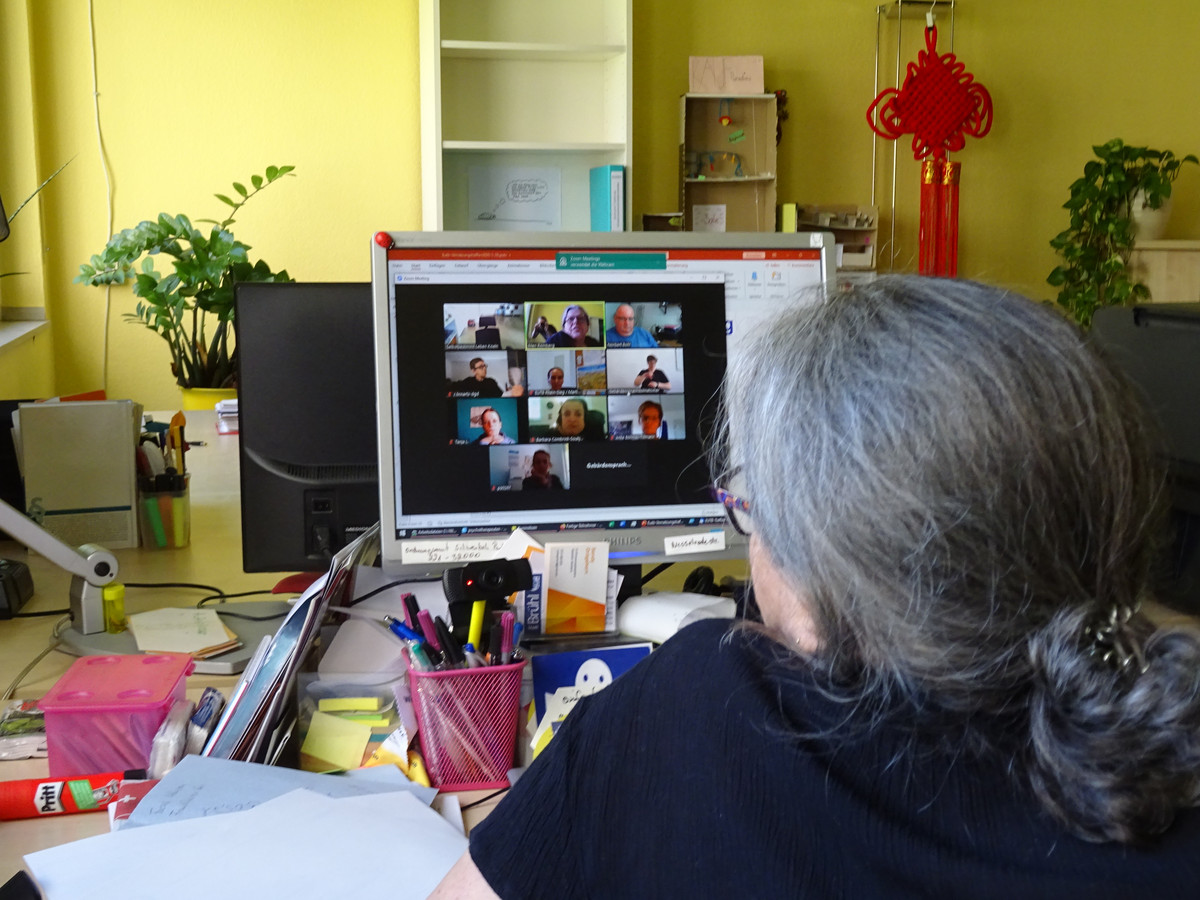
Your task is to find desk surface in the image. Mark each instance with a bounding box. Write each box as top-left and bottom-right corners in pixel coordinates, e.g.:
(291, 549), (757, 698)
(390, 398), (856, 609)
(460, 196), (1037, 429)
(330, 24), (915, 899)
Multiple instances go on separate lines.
(0, 412), (281, 876)
(0, 412), (504, 880)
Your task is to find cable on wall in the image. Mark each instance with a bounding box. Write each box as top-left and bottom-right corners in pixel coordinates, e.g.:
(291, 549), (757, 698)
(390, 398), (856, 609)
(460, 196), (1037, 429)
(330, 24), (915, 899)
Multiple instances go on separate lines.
(88, 0), (115, 394)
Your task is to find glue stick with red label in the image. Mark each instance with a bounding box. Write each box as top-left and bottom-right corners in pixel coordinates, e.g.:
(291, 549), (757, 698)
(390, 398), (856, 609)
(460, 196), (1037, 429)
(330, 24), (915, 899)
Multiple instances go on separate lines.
(0, 769), (144, 820)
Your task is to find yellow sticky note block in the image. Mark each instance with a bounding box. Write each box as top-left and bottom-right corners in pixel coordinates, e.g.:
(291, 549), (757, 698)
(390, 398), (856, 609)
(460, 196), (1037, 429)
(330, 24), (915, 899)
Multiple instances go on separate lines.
(341, 714), (391, 727)
(301, 710), (373, 771)
(317, 696), (381, 713)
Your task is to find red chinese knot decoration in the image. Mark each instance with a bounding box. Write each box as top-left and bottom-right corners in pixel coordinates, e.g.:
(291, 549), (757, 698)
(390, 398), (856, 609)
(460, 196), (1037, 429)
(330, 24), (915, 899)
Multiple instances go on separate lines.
(867, 25), (993, 276)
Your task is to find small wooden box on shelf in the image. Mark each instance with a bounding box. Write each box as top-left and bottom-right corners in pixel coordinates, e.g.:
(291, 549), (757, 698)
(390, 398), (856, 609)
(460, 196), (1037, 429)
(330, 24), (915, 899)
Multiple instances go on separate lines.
(1129, 240), (1200, 303)
(679, 93), (777, 232)
(793, 204), (879, 271)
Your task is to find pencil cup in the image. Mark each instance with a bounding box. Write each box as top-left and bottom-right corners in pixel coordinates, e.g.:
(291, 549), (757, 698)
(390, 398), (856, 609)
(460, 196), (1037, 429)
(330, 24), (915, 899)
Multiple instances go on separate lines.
(138, 474), (190, 550)
(406, 659), (525, 791)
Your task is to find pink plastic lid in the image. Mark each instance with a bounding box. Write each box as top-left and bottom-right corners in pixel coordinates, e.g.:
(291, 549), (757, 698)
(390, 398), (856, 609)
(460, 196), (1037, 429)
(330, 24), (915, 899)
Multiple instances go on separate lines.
(39, 654), (195, 713)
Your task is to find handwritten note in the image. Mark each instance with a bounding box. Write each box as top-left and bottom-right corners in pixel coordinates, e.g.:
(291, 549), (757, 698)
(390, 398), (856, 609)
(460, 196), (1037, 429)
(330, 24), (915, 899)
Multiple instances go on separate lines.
(123, 754), (433, 828)
(468, 165), (562, 231)
(692, 204), (727, 233)
(688, 55), (765, 94)
(400, 538), (507, 566)
(664, 529), (727, 556)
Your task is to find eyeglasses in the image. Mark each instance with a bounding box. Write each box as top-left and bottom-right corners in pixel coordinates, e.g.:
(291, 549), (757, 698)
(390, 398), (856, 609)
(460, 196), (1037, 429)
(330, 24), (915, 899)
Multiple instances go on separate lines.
(563, 314), (588, 324)
(472, 363), (487, 370)
(711, 480), (752, 535)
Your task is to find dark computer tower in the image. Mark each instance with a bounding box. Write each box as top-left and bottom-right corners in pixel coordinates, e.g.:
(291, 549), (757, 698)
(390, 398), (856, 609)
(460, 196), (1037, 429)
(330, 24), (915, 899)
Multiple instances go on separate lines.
(1092, 303), (1200, 611)
(235, 282), (379, 572)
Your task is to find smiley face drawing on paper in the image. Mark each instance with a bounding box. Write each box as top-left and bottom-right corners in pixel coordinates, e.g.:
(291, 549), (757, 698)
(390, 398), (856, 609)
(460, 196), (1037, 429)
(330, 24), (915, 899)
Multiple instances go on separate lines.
(574, 658), (614, 691)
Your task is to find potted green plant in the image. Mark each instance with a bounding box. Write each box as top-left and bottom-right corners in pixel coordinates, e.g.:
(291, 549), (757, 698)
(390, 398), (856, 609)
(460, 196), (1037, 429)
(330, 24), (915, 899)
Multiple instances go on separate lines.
(1048, 139), (1197, 327)
(76, 165), (295, 393)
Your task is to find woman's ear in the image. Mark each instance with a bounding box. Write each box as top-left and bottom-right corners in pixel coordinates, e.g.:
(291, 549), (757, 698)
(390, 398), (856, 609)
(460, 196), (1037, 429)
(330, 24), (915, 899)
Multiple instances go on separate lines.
(749, 535), (819, 652)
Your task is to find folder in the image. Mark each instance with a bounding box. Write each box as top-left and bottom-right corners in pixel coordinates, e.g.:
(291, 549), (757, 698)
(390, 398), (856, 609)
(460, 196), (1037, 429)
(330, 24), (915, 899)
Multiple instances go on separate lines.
(15, 400), (141, 548)
(589, 165), (625, 232)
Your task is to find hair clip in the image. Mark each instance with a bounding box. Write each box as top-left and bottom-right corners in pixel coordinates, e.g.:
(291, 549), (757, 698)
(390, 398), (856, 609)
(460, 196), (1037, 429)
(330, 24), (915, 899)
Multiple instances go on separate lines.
(1084, 602), (1148, 676)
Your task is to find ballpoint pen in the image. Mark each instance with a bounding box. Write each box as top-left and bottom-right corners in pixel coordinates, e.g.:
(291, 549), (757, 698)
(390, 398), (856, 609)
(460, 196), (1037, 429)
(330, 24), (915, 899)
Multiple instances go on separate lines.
(418, 610), (440, 652)
(461, 642), (486, 668)
(487, 624), (503, 665)
(500, 610), (515, 664)
(434, 616), (465, 668)
(402, 593), (422, 632)
(384, 616), (434, 670)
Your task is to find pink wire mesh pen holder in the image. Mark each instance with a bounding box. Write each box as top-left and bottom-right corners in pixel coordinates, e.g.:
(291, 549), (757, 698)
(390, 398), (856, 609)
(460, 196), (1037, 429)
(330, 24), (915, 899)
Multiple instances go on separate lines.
(406, 658), (525, 791)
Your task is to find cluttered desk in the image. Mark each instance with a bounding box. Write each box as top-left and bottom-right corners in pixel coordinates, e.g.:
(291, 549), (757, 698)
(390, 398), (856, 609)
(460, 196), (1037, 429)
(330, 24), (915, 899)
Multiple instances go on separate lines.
(0, 230), (831, 896)
(0, 410), (536, 895)
(0, 411), (281, 876)
(0, 406), (743, 898)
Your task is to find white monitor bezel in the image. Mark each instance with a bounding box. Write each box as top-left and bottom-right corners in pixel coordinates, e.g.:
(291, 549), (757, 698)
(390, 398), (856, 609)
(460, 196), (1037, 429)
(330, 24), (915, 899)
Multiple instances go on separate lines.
(371, 230), (833, 577)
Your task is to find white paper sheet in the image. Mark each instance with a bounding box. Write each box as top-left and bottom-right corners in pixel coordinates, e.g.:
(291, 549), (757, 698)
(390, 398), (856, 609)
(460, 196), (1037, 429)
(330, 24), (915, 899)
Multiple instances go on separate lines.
(26, 789), (466, 899)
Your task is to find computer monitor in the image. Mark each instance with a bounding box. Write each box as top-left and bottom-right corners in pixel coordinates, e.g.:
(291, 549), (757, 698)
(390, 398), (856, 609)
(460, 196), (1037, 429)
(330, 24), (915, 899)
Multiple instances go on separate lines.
(236, 282), (379, 572)
(1091, 303), (1200, 612)
(370, 230), (832, 578)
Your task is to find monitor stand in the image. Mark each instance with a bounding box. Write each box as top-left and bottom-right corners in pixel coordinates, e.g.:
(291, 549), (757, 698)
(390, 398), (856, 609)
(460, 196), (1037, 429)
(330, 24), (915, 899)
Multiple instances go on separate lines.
(56, 600), (294, 675)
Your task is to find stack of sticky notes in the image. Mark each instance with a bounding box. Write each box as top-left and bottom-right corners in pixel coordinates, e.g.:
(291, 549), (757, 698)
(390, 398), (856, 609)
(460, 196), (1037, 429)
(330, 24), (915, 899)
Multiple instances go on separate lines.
(300, 696), (396, 772)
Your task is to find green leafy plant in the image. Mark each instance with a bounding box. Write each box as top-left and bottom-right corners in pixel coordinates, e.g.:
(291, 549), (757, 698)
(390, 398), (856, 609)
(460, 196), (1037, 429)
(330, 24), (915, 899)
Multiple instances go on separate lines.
(76, 165), (295, 389)
(1048, 139), (1197, 327)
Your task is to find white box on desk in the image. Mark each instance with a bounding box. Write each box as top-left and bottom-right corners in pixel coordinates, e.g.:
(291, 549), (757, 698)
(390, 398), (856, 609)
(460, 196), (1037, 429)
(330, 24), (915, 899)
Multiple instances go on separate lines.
(14, 399), (141, 548)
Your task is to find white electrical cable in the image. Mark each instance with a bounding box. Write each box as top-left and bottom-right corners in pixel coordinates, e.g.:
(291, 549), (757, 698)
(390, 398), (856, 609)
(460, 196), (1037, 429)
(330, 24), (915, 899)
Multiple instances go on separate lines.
(88, 0), (116, 395)
(0, 614), (70, 701)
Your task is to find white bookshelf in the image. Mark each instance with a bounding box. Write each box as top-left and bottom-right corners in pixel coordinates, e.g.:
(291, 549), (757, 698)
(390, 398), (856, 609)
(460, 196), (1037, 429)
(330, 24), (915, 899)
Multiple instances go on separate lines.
(419, 0), (632, 231)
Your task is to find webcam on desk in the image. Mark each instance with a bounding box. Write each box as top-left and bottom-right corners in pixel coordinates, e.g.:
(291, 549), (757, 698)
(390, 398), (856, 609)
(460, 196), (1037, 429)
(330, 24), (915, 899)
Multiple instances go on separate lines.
(441, 557), (533, 635)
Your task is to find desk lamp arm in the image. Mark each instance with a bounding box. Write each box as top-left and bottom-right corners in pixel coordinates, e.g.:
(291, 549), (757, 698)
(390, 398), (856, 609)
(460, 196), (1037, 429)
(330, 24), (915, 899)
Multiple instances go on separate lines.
(0, 496), (118, 635)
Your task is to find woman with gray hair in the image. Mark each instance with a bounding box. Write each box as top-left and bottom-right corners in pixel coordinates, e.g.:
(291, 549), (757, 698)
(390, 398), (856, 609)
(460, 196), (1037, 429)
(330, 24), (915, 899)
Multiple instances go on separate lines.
(433, 276), (1200, 898)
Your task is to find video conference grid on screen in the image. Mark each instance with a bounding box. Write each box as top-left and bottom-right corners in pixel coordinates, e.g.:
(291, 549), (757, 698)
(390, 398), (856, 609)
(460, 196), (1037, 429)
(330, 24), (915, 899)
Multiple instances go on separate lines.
(389, 281), (729, 534)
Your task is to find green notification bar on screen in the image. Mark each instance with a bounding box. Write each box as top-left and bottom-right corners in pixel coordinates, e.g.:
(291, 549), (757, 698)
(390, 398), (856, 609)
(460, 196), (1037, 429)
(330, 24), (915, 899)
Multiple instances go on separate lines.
(555, 252), (667, 270)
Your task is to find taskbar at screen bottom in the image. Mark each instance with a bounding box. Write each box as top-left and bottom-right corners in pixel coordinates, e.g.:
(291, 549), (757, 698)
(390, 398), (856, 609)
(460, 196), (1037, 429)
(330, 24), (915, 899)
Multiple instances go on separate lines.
(398, 515), (728, 539)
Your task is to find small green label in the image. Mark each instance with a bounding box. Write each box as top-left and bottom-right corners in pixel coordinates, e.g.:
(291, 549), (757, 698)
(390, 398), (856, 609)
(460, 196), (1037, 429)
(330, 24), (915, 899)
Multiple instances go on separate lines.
(555, 253), (667, 270)
(68, 779), (100, 810)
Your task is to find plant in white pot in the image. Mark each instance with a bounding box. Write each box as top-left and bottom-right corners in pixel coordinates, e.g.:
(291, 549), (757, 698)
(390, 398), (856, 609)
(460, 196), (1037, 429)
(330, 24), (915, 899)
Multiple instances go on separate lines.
(1048, 139), (1196, 327)
(76, 166), (295, 392)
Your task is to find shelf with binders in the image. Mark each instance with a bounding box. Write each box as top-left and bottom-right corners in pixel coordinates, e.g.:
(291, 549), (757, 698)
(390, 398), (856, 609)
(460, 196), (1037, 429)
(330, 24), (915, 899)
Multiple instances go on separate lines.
(420, 0), (632, 230)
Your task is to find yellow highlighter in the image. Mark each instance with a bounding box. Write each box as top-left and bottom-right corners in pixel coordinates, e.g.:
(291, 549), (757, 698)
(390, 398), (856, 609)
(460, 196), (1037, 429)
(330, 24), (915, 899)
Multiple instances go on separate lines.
(468, 599), (486, 651)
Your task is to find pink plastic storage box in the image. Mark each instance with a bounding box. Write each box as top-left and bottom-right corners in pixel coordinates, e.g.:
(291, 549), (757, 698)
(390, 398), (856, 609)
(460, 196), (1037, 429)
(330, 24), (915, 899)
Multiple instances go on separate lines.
(39, 654), (194, 777)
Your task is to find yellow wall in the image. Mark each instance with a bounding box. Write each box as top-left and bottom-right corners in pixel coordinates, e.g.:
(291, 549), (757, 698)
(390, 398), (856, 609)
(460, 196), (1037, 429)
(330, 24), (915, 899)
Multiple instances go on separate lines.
(5, 0), (1200, 407)
(633, 0), (1200, 300)
(6, 0), (421, 408)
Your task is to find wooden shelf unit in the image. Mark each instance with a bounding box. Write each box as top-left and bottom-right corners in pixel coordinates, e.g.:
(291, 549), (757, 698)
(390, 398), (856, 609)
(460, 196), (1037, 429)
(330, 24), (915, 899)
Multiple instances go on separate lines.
(678, 93), (777, 232)
(1129, 240), (1200, 303)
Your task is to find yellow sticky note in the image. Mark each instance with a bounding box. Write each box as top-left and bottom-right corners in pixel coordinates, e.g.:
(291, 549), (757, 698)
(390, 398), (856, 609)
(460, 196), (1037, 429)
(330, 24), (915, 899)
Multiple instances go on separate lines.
(301, 710), (373, 770)
(341, 714), (391, 727)
(317, 696), (381, 712)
